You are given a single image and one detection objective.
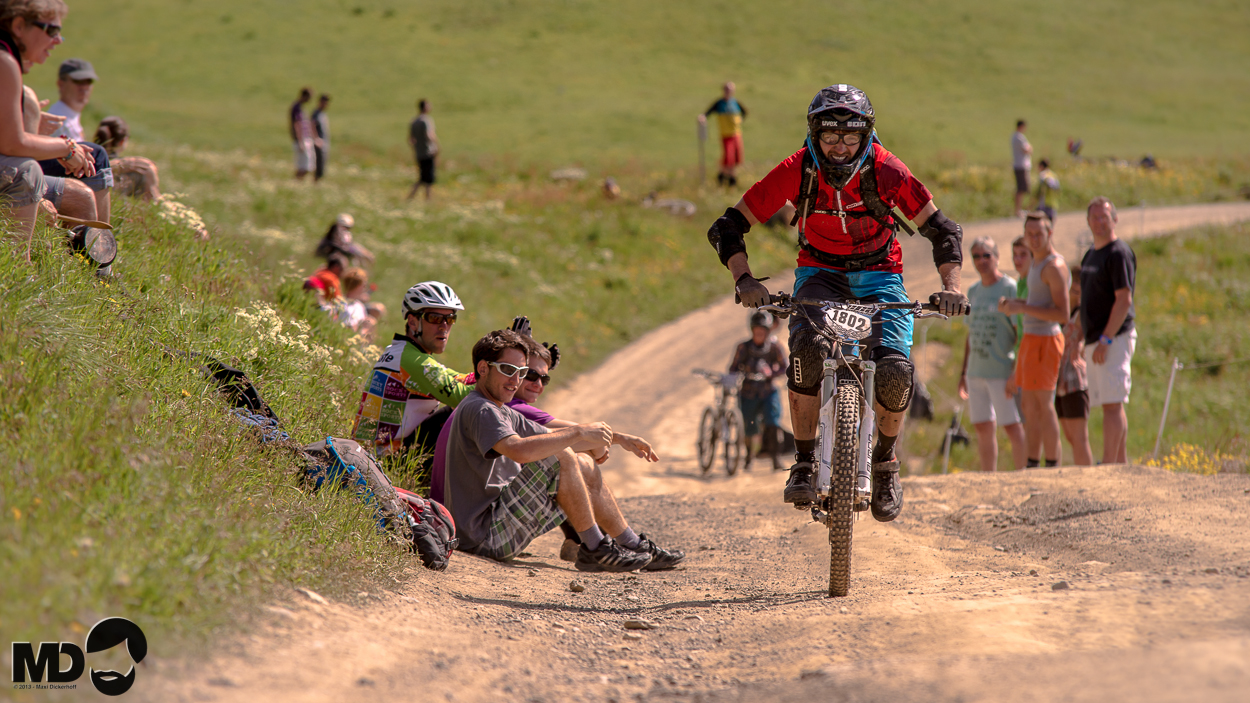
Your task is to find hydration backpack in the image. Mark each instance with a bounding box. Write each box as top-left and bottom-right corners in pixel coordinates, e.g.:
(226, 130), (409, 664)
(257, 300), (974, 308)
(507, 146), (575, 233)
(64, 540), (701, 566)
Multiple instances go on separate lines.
(301, 436), (458, 570)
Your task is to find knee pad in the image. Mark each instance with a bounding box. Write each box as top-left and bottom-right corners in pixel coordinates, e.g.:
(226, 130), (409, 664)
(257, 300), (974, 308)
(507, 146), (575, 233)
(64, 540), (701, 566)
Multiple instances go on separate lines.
(787, 323), (830, 397)
(874, 353), (914, 413)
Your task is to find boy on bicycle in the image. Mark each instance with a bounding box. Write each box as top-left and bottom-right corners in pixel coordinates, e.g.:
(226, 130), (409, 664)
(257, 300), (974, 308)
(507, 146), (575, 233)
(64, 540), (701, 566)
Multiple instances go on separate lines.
(706, 84), (968, 522)
(728, 311), (787, 471)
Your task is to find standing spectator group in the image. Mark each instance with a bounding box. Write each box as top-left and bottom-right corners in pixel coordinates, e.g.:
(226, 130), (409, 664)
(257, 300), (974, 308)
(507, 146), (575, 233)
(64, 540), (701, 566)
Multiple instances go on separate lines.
(958, 197), (1137, 470)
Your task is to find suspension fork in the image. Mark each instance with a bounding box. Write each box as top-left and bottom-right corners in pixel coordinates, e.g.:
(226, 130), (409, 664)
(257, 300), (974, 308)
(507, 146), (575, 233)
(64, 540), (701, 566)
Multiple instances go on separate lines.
(857, 360), (876, 496)
(816, 357), (837, 497)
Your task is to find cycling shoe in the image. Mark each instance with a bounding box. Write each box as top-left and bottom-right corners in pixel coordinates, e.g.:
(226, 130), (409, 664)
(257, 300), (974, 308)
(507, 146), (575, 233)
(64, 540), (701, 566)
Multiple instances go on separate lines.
(870, 459), (903, 522)
(783, 461), (817, 505)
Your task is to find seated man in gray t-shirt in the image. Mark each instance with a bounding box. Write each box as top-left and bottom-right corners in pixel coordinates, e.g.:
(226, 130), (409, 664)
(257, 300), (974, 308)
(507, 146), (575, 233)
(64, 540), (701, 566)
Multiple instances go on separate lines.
(444, 329), (685, 572)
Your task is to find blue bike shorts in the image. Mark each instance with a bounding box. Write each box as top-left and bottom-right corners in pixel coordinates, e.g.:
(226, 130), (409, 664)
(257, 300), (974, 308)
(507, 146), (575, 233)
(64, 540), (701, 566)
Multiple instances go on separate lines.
(791, 267), (912, 358)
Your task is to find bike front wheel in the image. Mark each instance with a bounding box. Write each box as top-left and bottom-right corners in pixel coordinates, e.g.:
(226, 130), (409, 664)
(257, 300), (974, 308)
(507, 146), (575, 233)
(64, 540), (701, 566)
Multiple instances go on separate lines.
(828, 380), (861, 597)
(722, 406), (745, 476)
(696, 407), (718, 475)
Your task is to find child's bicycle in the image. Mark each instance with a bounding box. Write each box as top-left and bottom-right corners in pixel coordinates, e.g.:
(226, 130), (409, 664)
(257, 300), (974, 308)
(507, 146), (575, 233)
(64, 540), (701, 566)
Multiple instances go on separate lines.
(757, 292), (962, 596)
(692, 369), (747, 476)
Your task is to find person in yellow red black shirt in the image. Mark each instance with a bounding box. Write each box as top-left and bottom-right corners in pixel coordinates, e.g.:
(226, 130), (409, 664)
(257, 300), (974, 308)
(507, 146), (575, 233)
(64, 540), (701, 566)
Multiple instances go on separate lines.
(699, 81), (747, 187)
(351, 281), (475, 463)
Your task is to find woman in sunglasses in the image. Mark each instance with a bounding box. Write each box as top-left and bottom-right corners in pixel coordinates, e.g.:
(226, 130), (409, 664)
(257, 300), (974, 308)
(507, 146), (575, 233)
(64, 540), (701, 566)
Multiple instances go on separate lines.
(350, 281), (476, 464)
(0, 0), (95, 262)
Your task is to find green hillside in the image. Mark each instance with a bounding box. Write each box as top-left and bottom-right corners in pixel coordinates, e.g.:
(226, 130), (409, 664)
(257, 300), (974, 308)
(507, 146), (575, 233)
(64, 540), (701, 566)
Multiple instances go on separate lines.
(34, 0), (1250, 168)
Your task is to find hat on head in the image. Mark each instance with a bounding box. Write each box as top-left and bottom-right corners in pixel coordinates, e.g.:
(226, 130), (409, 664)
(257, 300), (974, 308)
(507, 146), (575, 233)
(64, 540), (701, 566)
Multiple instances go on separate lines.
(59, 59), (98, 82)
(336, 213), (354, 228)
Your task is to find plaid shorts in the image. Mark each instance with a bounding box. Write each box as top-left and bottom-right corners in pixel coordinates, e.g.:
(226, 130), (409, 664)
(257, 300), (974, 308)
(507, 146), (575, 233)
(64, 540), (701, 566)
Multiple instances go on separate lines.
(469, 456), (566, 561)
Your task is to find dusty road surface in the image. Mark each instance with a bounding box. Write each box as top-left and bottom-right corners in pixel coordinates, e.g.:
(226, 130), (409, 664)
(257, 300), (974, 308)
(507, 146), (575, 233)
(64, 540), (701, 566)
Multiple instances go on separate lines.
(142, 203), (1250, 703)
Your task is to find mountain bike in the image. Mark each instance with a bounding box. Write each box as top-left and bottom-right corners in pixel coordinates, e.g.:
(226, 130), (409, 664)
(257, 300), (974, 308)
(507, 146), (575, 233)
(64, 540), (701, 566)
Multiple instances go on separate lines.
(757, 292), (959, 597)
(692, 369), (747, 476)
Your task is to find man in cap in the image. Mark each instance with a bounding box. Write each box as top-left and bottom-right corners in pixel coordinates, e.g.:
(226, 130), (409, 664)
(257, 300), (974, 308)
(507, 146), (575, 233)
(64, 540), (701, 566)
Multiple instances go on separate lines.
(42, 58), (112, 224)
(48, 58), (95, 142)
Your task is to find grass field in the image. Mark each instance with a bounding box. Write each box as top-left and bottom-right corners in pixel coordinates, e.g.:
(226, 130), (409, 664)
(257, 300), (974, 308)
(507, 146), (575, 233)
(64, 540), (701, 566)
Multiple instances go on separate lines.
(907, 221), (1250, 474)
(31, 0), (1250, 169)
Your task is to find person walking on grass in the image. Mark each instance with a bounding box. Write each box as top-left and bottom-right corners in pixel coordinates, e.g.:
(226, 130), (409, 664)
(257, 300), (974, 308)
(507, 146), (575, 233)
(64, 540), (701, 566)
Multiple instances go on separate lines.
(407, 98), (438, 201)
(958, 237), (1027, 472)
(1079, 197), (1136, 464)
(311, 93), (330, 182)
(699, 81), (747, 188)
(999, 213), (1069, 468)
(289, 87), (313, 180)
(1011, 119), (1032, 218)
(1056, 263), (1093, 465)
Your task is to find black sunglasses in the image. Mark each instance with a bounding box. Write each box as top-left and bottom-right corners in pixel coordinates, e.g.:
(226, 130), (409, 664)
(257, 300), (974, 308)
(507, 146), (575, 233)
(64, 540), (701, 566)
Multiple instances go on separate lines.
(31, 20), (61, 39)
(970, 252), (995, 260)
(524, 369), (551, 386)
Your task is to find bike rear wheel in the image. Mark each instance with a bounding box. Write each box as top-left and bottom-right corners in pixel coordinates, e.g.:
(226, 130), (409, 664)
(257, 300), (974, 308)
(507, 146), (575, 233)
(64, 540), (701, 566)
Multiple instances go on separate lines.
(722, 407), (745, 476)
(828, 380), (861, 597)
(697, 407), (717, 475)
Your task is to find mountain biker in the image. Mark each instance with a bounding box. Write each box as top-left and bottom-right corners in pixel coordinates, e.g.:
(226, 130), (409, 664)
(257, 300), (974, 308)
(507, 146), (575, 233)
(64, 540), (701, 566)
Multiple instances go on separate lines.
(705, 84), (968, 522)
(351, 281), (474, 461)
(728, 310), (787, 471)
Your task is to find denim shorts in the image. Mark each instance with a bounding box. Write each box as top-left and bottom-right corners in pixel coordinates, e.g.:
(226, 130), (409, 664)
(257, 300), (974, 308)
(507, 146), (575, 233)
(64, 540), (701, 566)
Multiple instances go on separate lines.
(0, 155), (46, 208)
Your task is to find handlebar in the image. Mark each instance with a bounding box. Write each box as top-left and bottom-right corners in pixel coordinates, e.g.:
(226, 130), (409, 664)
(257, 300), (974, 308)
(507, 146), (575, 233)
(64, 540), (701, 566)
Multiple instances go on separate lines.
(761, 293), (970, 317)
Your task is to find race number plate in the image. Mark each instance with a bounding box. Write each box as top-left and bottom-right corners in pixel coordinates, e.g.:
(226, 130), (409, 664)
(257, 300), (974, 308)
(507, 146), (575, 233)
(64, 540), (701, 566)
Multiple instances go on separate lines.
(823, 307), (873, 340)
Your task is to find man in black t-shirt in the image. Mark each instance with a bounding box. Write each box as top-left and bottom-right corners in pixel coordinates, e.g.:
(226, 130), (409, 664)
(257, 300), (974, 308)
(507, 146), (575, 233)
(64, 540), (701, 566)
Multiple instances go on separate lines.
(1079, 197), (1137, 464)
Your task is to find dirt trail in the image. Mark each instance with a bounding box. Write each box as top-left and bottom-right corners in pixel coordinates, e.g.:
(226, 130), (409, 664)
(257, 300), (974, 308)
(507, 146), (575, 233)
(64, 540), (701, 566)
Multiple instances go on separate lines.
(142, 202), (1250, 703)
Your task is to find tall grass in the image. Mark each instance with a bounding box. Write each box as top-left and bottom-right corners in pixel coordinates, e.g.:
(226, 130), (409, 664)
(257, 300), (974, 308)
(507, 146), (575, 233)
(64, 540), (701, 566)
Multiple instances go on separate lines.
(0, 200), (405, 650)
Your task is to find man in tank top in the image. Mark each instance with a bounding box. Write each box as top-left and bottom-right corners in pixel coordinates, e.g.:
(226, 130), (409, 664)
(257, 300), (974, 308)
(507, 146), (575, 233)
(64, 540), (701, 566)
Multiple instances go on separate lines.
(998, 212), (1070, 467)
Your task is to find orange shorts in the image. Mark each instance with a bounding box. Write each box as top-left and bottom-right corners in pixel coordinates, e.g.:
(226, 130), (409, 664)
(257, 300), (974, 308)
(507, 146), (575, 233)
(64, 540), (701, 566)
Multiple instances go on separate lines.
(1014, 333), (1065, 392)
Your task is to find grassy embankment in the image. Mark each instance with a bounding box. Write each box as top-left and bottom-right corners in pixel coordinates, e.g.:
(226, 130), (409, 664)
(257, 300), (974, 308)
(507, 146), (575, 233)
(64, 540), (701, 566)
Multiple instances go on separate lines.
(907, 221), (1250, 474)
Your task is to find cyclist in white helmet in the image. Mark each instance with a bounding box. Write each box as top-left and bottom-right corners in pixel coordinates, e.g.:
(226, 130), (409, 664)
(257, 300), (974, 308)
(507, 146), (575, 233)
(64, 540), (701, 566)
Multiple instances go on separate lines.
(351, 281), (475, 461)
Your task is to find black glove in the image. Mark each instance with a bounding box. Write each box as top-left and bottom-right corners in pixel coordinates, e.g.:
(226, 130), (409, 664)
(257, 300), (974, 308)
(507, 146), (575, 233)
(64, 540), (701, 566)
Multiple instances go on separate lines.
(929, 291), (970, 317)
(735, 272), (771, 309)
(510, 315), (532, 338)
(543, 342), (561, 369)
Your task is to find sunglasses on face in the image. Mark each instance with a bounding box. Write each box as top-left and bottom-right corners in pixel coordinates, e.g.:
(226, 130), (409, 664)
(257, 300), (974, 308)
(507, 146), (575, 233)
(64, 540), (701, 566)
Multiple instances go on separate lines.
(31, 20), (61, 38)
(818, 132), (862, 147)
(971, 253), (995, 260)
(524, 369), (551, 386)
(487, 361), (529, 378)
(420, 311), (457, 326)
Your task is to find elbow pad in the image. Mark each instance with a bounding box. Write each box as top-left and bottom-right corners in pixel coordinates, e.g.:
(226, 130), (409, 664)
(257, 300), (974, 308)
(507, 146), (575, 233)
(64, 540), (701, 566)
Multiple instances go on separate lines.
(918, 209), (963, 267)
(707, 207), (752, 267)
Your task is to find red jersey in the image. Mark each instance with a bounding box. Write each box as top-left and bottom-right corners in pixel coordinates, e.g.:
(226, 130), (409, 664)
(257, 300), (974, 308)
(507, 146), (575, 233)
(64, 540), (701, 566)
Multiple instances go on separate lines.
(743, 145), (933, 273)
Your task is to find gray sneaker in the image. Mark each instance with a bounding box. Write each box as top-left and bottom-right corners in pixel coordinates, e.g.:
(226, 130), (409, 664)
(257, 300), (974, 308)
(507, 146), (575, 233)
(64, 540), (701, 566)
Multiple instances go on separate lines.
(575, 537), (652, 573)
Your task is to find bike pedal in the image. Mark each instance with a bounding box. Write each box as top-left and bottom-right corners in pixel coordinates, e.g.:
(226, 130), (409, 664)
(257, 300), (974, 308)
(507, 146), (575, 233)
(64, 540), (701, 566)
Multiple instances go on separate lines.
(853, 501), (870, 513)
(793, 501), (814, 511)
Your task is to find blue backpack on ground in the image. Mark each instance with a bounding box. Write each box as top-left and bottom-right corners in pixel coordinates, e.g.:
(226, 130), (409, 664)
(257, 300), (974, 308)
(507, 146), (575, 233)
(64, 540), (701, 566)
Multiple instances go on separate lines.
(301, 436), (458, 570)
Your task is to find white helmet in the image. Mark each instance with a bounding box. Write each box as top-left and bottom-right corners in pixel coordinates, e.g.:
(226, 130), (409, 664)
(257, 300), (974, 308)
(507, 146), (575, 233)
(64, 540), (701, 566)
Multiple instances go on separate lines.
(402, 281), (464, 317)
(336, 212), (355, 228)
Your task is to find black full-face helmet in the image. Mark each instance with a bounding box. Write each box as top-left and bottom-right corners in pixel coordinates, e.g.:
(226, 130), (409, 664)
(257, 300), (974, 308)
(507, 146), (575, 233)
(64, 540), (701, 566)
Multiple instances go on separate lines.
(806, 84), (876, 188)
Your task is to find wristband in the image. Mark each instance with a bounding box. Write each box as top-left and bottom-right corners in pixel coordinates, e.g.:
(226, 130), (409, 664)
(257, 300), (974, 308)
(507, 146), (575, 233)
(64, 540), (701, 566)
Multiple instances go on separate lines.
(60, 136), (75, 160)
(1099, 335), (1113, 346)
